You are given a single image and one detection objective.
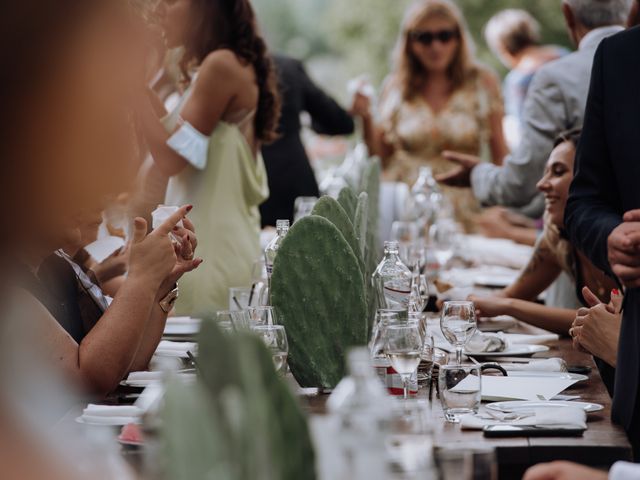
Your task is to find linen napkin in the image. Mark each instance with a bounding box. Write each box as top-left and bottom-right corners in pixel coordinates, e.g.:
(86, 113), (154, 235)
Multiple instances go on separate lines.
(502, 358), (566, 372)
(80, 404), (143, 425)
(460, 406), (587, 431)
(154, 340), (197, 358)
(504, 333), (559, 345)
(466, 332), (508, 353)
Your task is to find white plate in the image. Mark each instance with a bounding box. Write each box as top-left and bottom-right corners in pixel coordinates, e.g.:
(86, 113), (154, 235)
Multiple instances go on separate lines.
(507, 371), (588, 382)
(76, 416), (141, 426)
(474, 274), (517, 288)
(478, 315), (517, 332)
(486, 400), (604, 414)
(465, 344), (549, 358)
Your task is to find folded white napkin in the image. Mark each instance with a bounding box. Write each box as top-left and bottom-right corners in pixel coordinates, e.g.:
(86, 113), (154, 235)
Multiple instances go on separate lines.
(83, 404), (143, 418)
(154, 341), (196, 358)
(504, 333), (559, 345)
(466, 332), (508, 353)
(502, 358), (566, 372)
(166, 316), (201, 326)
(461, 406), (587, 431)
(126, 371), (164, 382)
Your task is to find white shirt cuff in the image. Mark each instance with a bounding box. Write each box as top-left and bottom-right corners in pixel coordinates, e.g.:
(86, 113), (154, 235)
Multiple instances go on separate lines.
(609, 461), (640, 480)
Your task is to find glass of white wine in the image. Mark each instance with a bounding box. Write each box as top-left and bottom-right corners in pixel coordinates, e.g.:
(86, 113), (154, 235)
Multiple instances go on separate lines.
(440, 301), (477, 365)
(252, 325), (289, 376)
(385, 323), (423, 400)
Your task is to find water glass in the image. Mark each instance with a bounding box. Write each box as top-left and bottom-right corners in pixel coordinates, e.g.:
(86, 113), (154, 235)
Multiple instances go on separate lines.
(228, 286), (257, 311)
(435, 445), (496, 480)
(385, 323), (423, 400)
(216, 310), (250, 331)
(248, 306), (277, 326)
(440, 301), (477, 365)
(438, 364), (481, 423)
(386, 399), (434, 476)
(252, 324), (289, 375)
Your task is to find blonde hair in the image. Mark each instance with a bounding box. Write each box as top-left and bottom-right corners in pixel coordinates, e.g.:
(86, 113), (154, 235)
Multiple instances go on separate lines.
(392, 0), (478, 100)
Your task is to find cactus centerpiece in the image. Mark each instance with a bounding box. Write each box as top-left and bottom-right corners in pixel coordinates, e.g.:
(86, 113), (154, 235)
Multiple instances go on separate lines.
(337, 186), (358, 222)
(354, 191), (368, 259)
(161, 321), (316, 480)
(311, 196), (364, 277)
(271, 215), (368, 388)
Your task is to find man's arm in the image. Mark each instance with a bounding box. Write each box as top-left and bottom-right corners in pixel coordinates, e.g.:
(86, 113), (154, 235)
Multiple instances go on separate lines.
(564, 41), (622, 275)
(297, 61), (355, 136)
(471, 67), (566, 208)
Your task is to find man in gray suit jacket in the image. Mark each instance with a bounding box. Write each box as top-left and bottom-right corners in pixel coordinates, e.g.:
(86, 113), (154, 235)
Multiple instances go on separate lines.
(438, 0), (630, 217)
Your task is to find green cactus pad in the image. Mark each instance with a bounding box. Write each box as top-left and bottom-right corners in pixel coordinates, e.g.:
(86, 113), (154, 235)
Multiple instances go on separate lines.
(161, 321), (316, 480)
(354, 191), (368, 258)
(271, 215), (368, 388)
(337, 186), (358, 222)
(311, 196), (364, 276)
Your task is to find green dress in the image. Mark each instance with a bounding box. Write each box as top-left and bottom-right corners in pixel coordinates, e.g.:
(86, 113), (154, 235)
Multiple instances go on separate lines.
(163, 90), (269, 315)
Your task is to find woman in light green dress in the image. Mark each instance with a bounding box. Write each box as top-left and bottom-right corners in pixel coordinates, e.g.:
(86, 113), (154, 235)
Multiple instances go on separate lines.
(138, 0), (280, 314)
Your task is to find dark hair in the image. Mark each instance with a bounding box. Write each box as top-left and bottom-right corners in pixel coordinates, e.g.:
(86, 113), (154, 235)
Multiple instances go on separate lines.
(181, 0), (280, 143)
(553, 128), (582, 148)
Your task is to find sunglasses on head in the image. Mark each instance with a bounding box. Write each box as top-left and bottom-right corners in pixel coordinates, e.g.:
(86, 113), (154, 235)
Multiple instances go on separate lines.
(409, 29), (459, 45)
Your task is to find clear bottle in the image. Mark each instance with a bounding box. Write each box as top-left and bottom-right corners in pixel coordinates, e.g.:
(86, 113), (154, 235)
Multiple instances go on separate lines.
(264, 219), (290, 278)
(409, 166), (442, 232)
(327, 348), (393, 480)
(372, 241), (413, 311)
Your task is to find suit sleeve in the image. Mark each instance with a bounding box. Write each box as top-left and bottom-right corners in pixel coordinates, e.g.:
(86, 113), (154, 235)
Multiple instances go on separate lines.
(470, 67), (566, 208)
(295, 62), (355, 136)
(564, 40), (622, 275)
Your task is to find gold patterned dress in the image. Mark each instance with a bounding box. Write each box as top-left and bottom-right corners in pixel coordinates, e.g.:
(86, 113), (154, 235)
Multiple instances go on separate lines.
(378, 70), (503, 231)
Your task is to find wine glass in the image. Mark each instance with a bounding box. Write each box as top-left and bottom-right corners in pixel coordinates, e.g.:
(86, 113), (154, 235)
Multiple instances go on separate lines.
(248, 306), (277, 326)
(440, 301), (477, 365)
(429, 218), (458, 269)
(391, 221), (419, 264)
(384, 323), (423, 399)
(252, 325), (289, 376)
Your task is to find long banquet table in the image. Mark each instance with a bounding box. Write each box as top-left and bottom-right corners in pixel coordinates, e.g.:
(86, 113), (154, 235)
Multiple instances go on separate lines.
(301, 320), (632, 480)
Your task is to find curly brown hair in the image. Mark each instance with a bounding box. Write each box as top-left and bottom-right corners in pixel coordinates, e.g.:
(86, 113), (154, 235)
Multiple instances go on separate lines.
(181, 0), (280, 143)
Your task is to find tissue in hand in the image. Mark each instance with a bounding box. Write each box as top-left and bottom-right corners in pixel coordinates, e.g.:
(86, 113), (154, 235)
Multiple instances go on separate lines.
(151, 205), (184, 230)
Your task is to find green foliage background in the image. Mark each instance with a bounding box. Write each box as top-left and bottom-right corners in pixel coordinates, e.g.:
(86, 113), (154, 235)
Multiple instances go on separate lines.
(253, 0), (571, 98)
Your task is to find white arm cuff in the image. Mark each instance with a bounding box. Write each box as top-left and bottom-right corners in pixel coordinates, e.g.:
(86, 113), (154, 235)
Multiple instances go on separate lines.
(167, 121), (209, 170)
(610, 461), (640, 480)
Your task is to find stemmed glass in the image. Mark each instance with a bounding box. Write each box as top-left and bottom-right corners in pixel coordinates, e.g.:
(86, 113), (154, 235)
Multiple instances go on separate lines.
(440, 301), (477, 365)
(409, 271), (430, 314)
(384, 323), (423, 399)
(252, 325), (289, 376)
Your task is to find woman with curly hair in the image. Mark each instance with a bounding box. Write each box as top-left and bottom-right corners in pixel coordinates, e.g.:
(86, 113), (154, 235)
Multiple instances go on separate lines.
(351, 0), (508, 231)
(138, 0), (281, 314)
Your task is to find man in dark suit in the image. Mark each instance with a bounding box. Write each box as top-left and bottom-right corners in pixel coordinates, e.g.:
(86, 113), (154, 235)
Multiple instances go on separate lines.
(564, 25), (640, 453)
(260, 54), (354, 227)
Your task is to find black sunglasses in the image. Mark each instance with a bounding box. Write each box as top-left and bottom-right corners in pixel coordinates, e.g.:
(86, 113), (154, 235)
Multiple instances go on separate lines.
(409, 29), (459, 46)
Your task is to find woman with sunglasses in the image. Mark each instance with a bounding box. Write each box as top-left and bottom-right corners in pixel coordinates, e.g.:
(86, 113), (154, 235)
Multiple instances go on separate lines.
(351, 0), (508, 231)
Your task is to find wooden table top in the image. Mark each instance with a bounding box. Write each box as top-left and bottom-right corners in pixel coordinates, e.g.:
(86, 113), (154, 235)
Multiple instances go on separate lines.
(298, 320), (632, 480)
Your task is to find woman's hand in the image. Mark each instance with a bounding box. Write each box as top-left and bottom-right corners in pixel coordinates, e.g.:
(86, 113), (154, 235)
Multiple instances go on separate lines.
(128, 205), (193, 291)
(157, 216), (202, 297)
(570, 287), (622, 366)
(468, 294), (512, 318)
(523, 461), (608, 480)
(350, 92), (372, 119)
